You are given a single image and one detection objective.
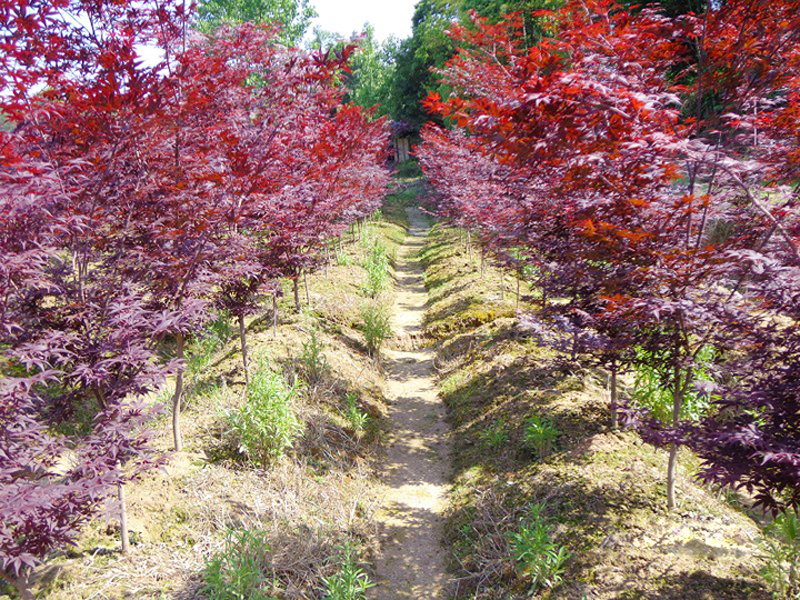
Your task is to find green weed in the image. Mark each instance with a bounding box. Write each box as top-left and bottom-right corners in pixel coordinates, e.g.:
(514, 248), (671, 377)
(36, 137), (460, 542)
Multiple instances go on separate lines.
(508, 504), (569, 594)
(360, 236), (390, 298)
(359, 301), (391, 357)
(203, 529), (278, 600)
(479, 419), (508, 449)
(342, 393), (369, 438)
(223, 357), (302, 466)
(523, 415), (560, 458)
(321, 542), (374, 600)
(631, 345), (716, 423)
(300, 329), (329, 385)
(761, 511), (800, 599)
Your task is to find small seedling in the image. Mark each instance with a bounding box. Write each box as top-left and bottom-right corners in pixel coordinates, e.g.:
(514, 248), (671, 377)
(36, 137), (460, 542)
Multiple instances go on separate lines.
(342, 393), (369, 438)
(760, 510), (800, 599)
(508, 504), (569, 594)
(479, 419), (508, 449)
(321, 542), (374, 600)
(523, 415), (559, 458)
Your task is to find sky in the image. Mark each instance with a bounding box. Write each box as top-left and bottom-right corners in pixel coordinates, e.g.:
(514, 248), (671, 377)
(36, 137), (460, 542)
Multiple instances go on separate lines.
(308, 0), (417, 42)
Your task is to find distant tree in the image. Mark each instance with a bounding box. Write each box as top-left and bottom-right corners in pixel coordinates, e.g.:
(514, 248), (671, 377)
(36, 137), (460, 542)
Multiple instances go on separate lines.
(391, 0), (463, 130)
(197, 0), (317, 45)
(347, 25), (398, 118)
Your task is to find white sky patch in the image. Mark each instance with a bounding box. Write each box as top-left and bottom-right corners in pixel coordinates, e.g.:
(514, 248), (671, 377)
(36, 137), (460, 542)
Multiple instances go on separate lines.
(308, 0), (416, 42)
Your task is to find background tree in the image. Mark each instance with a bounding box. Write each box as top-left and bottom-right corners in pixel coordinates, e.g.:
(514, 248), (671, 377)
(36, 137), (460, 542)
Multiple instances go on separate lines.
(197, 0), (317, 45)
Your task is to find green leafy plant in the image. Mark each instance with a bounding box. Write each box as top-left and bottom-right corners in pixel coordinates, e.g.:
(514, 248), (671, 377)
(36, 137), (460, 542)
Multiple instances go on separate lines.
(301, 329), (329, 385)
(188, 310), (235, 377)
(336, 249), (353, 267)
(479, 419), (508, 449)
(523, 415), (559, 458)
(631, 345), (716, 423)
(359, 301), (391, 357)
(342, 393), (369, 438)
(203, 529), (278, 600)
(360, 235), (390, 298)
(321, 542), (374, 600)
(761, 511), (800, 599)
(508, 504), (569, 594)
(224, 357), (302, 466)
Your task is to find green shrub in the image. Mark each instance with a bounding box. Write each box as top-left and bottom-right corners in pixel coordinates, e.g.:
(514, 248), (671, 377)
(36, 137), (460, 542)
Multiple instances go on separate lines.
(360, 302), (391, 357)
(523, 415), (559, 458)
(301, 330), (329, 385)
(761, 511), (800, 599)
(479, 419), (508, 449)
(631, 345), (716, 423)
(336, 248), (353, 266)
(188, 311), (235, 377)
(342, 393), (369, 438)
(203, 529), (278, 600)
(508, 504), (569, 594)
(360, 235), (390, 298)
(321, 542), (374, 600)
(224, 358), (302, 466)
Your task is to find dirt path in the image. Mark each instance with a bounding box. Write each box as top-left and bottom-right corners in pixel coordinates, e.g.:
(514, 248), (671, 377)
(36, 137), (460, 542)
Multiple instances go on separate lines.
(372, 208), (452, 599)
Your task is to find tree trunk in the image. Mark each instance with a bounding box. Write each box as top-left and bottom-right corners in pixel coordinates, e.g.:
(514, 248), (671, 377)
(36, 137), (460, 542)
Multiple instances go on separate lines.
(172, 332), (185, 452)
(238, 314), (249, 387)
(293, 277), (300, 313)
(609, 362), (618, 430)
(467, 230), (472, 261)
(480, 246), (486, 277)
(118, 477), (129, 554)
(1, 570), (34, 600)
(303, 271), (310, 306)
(667, 369), (688, 511)
(667, 442), (679, 511)
(541, 277), (548, 310)
(272, 294), (278, 338)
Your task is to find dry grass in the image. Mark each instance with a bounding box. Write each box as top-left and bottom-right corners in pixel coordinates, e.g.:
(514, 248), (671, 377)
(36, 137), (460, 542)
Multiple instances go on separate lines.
(421, 225), (770, 600)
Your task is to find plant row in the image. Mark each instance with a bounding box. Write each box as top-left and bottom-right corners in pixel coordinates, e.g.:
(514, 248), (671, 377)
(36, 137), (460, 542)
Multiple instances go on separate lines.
(0, 2), (389, 597)
(417, 0), (800, 514)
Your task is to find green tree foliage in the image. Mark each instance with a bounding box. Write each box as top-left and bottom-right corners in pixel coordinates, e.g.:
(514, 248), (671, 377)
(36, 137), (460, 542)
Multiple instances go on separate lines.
(197, 0), (317, 45)
(389, 0), (561, 131)
(347, 24), (398, 118)
(392, 0), (463, 129)
(462, 0), (562, 45)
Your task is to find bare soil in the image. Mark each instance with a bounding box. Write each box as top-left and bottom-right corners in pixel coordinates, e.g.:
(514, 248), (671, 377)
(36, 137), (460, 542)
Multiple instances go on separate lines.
(371, 208), (453, 599)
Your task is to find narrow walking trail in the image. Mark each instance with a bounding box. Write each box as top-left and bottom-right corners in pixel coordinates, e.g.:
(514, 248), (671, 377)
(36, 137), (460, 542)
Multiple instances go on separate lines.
(372, 208), (452, 599)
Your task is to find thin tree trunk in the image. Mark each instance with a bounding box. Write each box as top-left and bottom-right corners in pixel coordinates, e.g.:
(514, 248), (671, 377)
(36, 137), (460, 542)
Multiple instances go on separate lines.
(238, 314), (249, 387)
(667, 442), (679, 510)
(480, 246), (486, 277)
(467, 230), (472, 261)
(540, 275), (548, 310)
(172, 332), (185, 452)
(667, 368), (688, 511)
(293, 277), (300, 313)
(303, 271), (310, 306)
(118, 477), (129, 554)
(609, 361), (618, 430)
(272, 294), (278, 338)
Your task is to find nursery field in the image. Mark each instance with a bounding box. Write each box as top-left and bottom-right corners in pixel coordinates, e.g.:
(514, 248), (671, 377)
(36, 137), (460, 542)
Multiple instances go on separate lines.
(3, 0), (800, 599)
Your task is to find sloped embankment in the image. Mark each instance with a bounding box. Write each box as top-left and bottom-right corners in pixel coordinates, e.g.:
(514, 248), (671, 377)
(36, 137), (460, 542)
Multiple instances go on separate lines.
(420, 224), (768, 599)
